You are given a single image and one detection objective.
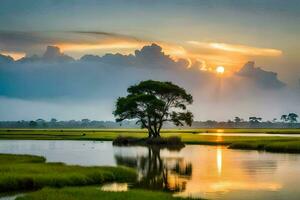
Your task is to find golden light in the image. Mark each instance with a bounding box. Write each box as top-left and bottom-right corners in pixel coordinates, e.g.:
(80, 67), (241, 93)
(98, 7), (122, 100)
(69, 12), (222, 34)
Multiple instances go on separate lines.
(216, 66), (225, 74)
(217, 147), (222, 175)
(0, 51), (25, 60)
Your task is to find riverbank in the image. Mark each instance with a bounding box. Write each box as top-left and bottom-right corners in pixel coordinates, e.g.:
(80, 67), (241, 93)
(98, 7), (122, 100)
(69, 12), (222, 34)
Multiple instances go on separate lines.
(0, 154), (136, 193)
(16, 186), (195, 200)
(1, 154), (198, 200)
(1, 128), (300, 153)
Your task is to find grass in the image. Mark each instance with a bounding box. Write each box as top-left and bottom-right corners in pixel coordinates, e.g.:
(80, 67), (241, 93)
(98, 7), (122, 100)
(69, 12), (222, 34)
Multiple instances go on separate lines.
(16, 186), (196, 200)
(229, 140), (300, 153)
(1, 128), (300, 153)
(0, 154), (137, 193)
(112, 136), (185, 148)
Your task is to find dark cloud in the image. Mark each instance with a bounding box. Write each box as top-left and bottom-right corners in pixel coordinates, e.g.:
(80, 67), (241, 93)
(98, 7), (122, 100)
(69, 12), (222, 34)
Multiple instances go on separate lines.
(236, 61), (285, 89)
(0, 31), (54, 52)
(0, 44), (194, 99)
(0, 30), (145, 54)
(80, 43), (188, 69)
(0, 54), (14, 64)
(70, 31), (142, 41)
(18, 46), (75, 63)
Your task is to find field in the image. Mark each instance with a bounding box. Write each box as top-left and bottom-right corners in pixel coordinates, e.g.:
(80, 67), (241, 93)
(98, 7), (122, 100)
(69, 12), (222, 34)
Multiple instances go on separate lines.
(1, 128), (300, 153)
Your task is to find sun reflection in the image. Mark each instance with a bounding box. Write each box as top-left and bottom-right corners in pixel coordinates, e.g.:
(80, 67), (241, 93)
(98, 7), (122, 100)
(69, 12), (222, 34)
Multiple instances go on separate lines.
(217, 147), (222, 175)
(215, 135), (223, 142)
(210, 181), (282, 192)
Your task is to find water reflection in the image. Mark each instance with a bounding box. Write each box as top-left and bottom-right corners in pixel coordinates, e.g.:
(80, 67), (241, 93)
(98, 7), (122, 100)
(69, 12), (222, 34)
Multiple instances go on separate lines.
(114, 145), (288, 200)
(114, 146), (192, 192)
(1, 140), (300, 200)
(100, 183), (128, 192)
(217, 147), (222, 175)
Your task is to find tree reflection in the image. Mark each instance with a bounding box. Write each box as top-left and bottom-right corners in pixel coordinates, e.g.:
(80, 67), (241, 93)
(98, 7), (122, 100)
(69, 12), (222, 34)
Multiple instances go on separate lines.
(114, 146), (192, 192)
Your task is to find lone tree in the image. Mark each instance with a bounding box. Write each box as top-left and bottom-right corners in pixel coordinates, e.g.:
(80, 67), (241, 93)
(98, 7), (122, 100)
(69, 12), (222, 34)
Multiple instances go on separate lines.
(113, 80), (193, 138)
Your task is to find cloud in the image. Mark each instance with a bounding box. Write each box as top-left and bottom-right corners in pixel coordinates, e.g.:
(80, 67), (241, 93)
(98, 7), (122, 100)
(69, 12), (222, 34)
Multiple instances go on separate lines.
(236, 61), (285, 89)
(69, 31), (142, 42)
(0, 51), (25, 60)
(80, 43), (188, 69)
(187, 41), (282, 57)
(1, 44), (297, 121)
(18, 46), (75, 63)
(0, 30), (148, 56)
(0, 54), (14, 64)
(185, 41), (283, 72)
(1, 31), (284, 73)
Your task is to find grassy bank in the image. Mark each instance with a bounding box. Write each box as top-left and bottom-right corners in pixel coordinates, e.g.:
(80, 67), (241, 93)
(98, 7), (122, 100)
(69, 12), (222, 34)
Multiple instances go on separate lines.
(0, 154), (136, 193)
(16, 186), (193, 200)
(1, 128), (300, 142)
(1, 128), (300, 153)
(229, 140), (300, 153)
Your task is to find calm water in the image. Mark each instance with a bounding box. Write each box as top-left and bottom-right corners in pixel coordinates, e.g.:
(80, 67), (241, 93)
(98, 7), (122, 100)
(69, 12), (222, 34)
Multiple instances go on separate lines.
(1, 140), (300, 200)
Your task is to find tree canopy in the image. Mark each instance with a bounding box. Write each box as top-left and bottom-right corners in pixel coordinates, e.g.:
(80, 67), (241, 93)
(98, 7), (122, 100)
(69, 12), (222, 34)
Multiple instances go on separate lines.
(113, 80), (193, 137)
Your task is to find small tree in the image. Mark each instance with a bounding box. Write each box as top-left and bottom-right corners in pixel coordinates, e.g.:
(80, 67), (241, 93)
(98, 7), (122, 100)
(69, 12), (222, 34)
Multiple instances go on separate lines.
(234, 117), (242, 123)
(249, 117), (262, 124)
(113, 80), (193, 137)
(281, 115), (288, 122)
(29, 121), (38, 128)
(288, 113), (298, 123)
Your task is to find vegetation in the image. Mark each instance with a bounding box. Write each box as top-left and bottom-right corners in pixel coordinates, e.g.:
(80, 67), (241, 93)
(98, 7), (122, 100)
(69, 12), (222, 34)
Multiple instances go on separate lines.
(2, 118), (300, 129)
(0, 154), (136, 193)
(113, 136), (185, 149)
(113, 80), (193, 137)
(281, 113), (299, 123)
(16, 186), (195, 200)
(229, 140), (300, 153)
(1, 128), (300, 153)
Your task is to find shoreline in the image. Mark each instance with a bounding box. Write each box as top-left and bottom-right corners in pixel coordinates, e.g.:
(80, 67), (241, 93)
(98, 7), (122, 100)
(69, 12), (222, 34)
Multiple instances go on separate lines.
(1, 128), (300, 153)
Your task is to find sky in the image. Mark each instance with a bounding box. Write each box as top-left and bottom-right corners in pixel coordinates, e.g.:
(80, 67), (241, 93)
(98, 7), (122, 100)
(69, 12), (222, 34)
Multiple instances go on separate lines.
(0, 0), (300, 121)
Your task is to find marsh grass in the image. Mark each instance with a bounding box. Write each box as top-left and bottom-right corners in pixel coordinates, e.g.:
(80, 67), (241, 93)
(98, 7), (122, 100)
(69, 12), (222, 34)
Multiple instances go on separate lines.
(0, 154), (136, 193)
(229, 140), (300, 153)
(1, 128), (300, 153)
(16, 186), (197, 200)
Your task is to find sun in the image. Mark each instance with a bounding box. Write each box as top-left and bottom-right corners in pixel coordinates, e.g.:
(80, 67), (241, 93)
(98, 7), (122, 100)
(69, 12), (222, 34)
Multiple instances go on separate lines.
(216, 66), (225, 74)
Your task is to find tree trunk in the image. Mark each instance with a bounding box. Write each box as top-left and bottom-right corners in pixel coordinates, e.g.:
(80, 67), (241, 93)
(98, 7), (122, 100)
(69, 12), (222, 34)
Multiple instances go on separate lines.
(147, 128), (154, 138)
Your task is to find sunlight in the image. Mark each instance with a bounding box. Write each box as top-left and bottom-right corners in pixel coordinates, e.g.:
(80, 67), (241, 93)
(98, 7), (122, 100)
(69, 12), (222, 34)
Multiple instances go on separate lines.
(0, 51), (25, 60)
(217, 147), (222, 175)
(216, 66), (225, 74)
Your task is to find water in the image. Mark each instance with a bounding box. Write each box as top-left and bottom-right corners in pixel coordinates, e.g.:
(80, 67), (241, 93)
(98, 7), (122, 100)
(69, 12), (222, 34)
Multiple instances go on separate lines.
(1, 140), (300, 200)
(199, 133), (300, 137)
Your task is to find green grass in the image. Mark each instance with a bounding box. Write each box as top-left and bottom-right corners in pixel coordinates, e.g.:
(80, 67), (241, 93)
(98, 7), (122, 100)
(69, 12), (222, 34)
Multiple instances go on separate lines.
(229, 140), (300, 153)
(1, 128), (300, 153)
(16, 186), (196, 200)
(0, 154), (137, 193)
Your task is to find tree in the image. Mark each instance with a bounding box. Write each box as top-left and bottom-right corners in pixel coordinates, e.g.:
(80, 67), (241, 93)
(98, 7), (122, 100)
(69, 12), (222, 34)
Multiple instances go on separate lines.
(29, 121), (38, 128)
(281, 115), (288, 122)
(234, 117), (242, 123)
(50, 118), (57, 123)
(249, 117), (262, 124)
(288, 113), (298, 123)
(113, 80), (193, 138)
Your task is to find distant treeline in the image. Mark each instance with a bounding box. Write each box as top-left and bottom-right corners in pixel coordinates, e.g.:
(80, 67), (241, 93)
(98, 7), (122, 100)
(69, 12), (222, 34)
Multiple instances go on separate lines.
(0, 116), (299, 129)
